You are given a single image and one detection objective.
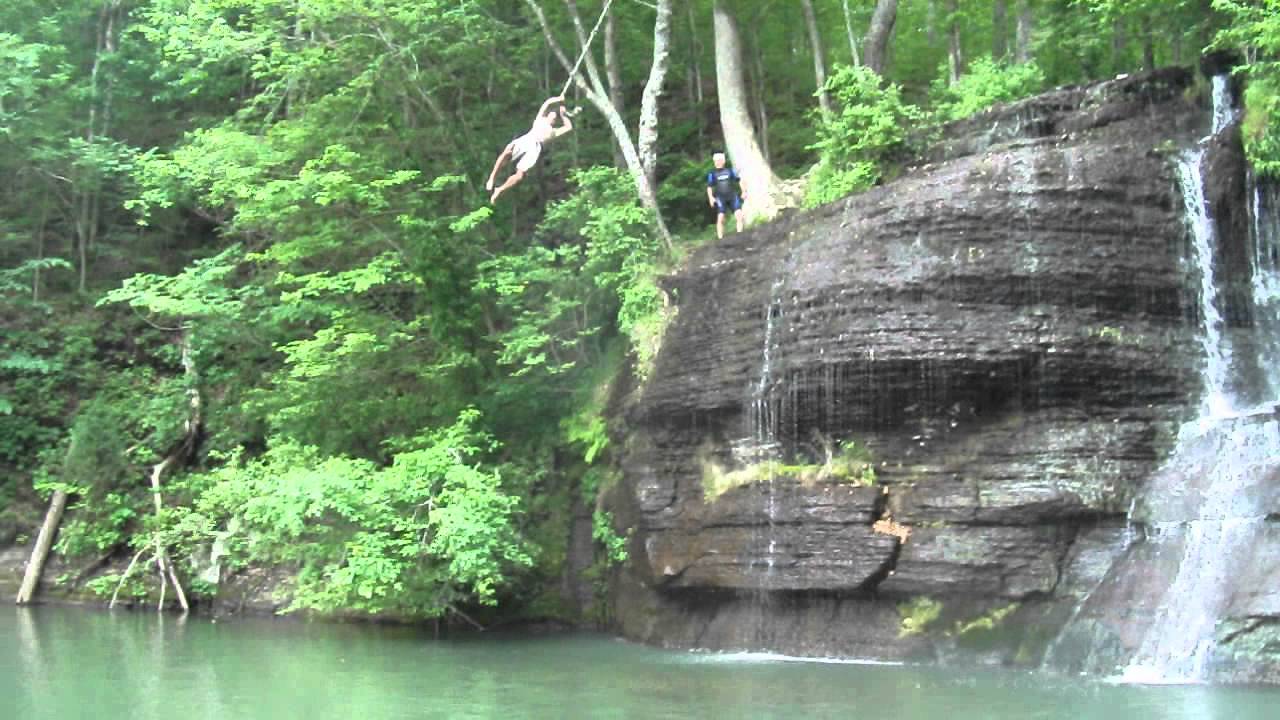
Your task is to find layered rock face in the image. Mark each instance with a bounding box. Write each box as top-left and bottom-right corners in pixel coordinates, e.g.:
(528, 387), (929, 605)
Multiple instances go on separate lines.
(610, 68), (1264, 666)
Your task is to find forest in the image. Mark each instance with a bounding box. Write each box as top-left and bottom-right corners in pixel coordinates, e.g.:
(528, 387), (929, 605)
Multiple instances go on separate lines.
(1, 0), (1278, 623)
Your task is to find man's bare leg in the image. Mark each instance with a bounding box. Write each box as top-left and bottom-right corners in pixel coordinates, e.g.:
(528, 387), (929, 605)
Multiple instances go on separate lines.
(491, 169), (525, 204)
(716, 213), (726, 239)
(734, 208), (745, 233)
(486, 145), (514, 191)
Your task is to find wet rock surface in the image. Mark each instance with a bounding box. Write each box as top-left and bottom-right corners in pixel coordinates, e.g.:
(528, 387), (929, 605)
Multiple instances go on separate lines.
(609, 68), (1262, 667)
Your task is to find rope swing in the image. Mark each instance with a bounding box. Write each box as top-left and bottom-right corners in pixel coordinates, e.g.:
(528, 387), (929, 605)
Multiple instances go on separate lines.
(558, 0), (616, 102)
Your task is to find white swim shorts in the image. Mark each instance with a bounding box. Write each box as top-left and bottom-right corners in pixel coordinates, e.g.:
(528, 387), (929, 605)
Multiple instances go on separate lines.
(511, 134), (543, 173)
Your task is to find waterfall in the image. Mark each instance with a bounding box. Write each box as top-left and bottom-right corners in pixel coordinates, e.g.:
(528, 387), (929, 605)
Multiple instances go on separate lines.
(1211, 75), (1236, 136)
(1176, 148), (1235, 418)
(747, 276), (786, 449)
(1117, 419), (1274, 684)
(741, 276), (785, 594)
(1113, 76), (1280, 684)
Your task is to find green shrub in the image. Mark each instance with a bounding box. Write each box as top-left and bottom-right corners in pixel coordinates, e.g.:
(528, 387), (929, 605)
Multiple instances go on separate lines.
(592, 510), (628, 566)
(1212, 0), (1280, 177)
(1242, 79), (1280, 178)
(954, 602), (1021, 637)
(899, 596), (944, 637)
(700, 436), (877, 501)
(806, 65), (923, 207)
(930, 57), (1045, 123)
(182, 409), (533, 617)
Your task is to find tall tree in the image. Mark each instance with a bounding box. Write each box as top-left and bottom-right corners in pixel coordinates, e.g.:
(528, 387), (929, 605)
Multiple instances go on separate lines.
(947, 0), (964, 85)
(712, 0), (779, 221)
(994, 0), (1009, 60)
(801, 0), (833, 116)
(71, 0), (123, 293)
(523, 0), (673, 250)
(604, 6), (625, 168)
(1140, 14), (1155, 69)
(842, 0), (861, 65)
(1111, 16), (1127, 69)
(637, 0), (673, 193)
(687, 2), (705, 106)
(1016, 0), (1034, 64)
(864, 0), (899, 76)
(748, 26), (771, 162)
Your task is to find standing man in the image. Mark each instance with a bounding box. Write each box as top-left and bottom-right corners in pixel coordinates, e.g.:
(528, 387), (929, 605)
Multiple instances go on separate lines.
(486, 95), (575, 204)
(706, 151), (746, 239)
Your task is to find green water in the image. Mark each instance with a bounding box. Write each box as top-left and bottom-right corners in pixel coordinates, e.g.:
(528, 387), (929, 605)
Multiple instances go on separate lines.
(4, 607), (1279, 720)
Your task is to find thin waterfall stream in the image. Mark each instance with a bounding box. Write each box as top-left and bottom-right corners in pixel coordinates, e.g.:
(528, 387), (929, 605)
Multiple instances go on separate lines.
(1107, 75), (1280, 684)
(735, 273), (786, 618)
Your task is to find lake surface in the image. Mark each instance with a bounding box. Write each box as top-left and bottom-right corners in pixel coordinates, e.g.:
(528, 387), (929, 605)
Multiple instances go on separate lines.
(4, 606), (1279, 719)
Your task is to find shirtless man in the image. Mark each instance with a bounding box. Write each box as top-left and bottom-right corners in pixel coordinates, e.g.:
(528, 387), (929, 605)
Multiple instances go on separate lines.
(486, 95), (575, 203)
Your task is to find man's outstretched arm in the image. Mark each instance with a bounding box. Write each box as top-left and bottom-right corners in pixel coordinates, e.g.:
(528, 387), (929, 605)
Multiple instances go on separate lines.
(533, 95), (564, 124)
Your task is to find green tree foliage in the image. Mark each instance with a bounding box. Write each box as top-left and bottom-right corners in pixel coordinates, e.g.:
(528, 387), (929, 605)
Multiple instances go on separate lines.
(930, 56), (1045, 122)
(1214, 0), (1280, 178)
(181, 410), (530, 615)
(807, 64), (923, 206)
(479, 166), (663, 382)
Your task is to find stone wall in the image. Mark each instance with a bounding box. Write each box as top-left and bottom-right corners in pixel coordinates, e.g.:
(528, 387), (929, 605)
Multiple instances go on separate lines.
(610, 67), (1226, 665)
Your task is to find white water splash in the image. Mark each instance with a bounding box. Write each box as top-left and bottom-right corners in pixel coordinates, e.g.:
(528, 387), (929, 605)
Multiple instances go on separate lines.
(1118, 418), (1274, 683)
(1116, 77), (1280, 684)
(680, 650), (904, 667)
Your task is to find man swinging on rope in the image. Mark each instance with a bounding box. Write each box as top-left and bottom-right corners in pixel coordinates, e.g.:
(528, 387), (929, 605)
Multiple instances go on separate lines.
(486, 95), (575, 203)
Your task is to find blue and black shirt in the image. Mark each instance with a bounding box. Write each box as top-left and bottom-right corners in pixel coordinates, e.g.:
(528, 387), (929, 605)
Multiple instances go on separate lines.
(707, 167), (742, 212)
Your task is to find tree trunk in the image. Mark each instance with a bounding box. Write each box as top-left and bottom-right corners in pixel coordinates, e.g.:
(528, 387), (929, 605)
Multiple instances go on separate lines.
(525, 0), (673, 251)
(1015, 0), (1034, 64)
(108, 548), (146, 609)
(75, 0), (119, 293)
(688, 2), (704, 105)
(1111, 17), (1127, 70)
(947, 0), (964, 85)
(76, 6), (105, 294)
(712, 0), (779, 222)
(15, 491), (69, 605)
(993, 0), (1008, 60)
(926, 0), (939, 45)
(749, 28), (771, 163)
(842, 0), (860, 65)
(145, 331), (203, 613)
(33, 201), (49, 303)
(800, 0), (832, 116)
(150, 455), (189, 613)
(637, 0), (673, 192)
(864, 0), (899, 76)
(604, 7), (626, 169)
(1141, 15), (1155, 70)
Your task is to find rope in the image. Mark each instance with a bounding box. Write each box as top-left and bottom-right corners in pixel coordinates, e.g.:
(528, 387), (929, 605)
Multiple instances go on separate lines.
(559, 0), (616, 99)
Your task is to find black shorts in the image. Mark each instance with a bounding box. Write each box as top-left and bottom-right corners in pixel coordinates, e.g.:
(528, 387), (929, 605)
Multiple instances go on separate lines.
(714, 195), (742, 213)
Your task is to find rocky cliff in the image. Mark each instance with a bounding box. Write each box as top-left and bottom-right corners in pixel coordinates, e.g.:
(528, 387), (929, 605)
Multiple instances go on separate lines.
(607, 67), (1280, 680)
